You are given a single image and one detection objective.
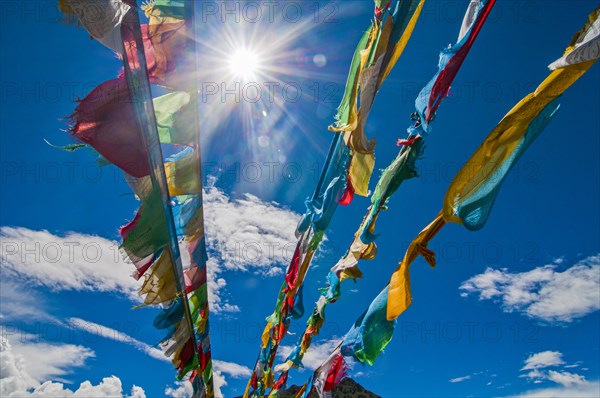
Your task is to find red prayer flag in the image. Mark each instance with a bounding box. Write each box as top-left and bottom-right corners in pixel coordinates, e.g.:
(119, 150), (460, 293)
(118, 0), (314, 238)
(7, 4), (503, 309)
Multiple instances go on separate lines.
(68, 77), (150, 178)
(177, 338), (195, 371)
(324, 355), (347, 391)
(122, 22), (187, 88)
(200, 348), (211, 371)
(284, 240), (302, 291)
(274, 371), (288, 390)
(184, 266), (207, 293)
(425, 0), (496, 124)
(339, 176), (355, 206)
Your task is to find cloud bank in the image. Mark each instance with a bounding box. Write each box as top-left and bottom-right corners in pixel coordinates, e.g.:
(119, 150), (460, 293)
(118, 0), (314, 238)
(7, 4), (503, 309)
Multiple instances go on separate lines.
(460, 255), (600, 322)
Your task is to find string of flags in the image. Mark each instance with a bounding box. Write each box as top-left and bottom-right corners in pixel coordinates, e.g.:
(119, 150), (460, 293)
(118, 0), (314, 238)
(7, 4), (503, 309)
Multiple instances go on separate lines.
(266, 1), (496, 396)
(244, 1), (426, 396)
(293, 6), (599, 397)
(53, 1), (599, 397)
(58, 0), (214, 396)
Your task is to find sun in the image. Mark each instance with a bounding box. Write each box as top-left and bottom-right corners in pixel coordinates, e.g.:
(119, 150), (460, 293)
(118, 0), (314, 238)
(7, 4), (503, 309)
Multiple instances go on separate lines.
(228, 48), (260, 81)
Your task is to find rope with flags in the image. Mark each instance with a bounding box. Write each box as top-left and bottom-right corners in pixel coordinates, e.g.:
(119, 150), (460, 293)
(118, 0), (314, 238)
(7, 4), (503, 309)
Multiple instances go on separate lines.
(267, 2), (497, 395)
(244, 1), (426, 396)
(58, 1), (214, 396)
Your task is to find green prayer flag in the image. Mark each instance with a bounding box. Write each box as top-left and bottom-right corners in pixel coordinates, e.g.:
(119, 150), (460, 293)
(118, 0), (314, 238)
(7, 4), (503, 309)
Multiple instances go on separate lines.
(154, 91), (196, 145)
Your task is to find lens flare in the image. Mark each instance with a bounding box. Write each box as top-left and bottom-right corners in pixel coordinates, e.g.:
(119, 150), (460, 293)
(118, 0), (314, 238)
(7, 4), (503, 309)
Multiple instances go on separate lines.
(228, 48), (260, 81)
(191, 3), (351, 196)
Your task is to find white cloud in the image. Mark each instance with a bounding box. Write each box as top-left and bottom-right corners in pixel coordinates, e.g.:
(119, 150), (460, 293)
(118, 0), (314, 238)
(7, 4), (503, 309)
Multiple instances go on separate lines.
(28, 377), (146, 398)
(460, 255), (600, 322)
(67, 318), (166, 362)
(1, 336), (32, 396)
(8, 338), (95, 385)
(0, 226), (241, 314)
(519, 350), (589, 390)
(505, 381), (600, 398)
(449, 375), (472, 383)
(0, 279), (56, 322)
(449, 371), (488, 384)
(203, 184), (300, 273)
(522, 351), (565, 371)
(213, 360), (252, 378)
(522, 367), (589, 388)
(165, 381), (193, 398)
(0, 227), (138, 298)
(213, 360), (252, 398)
(277, 339), (341, 371)
(0, 336), (144, 398)
(205, 258), (240, 314)
(164, 378), (224, 398)
(547, 371), (588, 387)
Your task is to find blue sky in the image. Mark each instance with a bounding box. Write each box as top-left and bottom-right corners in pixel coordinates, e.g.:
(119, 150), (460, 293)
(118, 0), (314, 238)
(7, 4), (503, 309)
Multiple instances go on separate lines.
(1, 1), (599, 397)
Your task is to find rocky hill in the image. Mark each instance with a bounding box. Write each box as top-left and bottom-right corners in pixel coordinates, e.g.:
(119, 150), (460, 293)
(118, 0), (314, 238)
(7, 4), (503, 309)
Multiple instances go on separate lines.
(278, 377), (380, 398)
